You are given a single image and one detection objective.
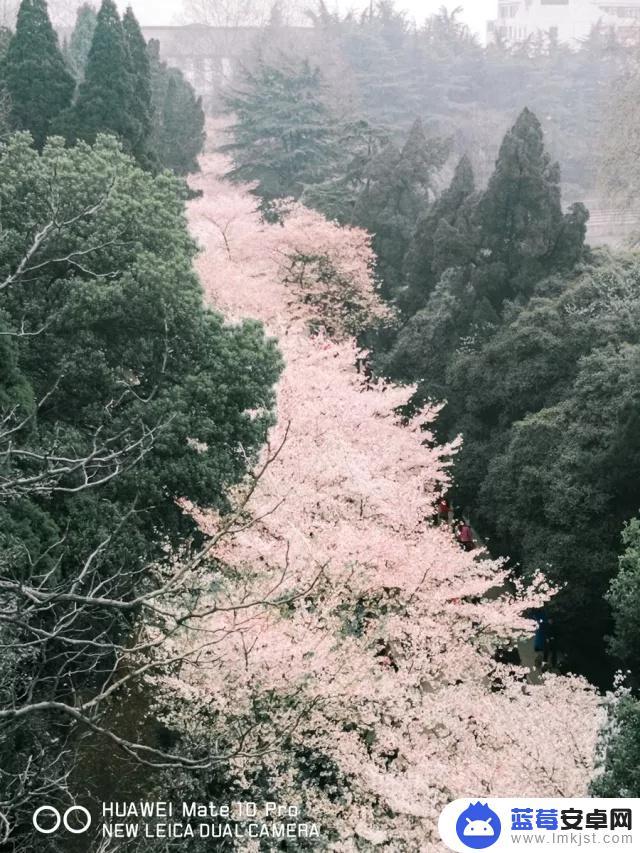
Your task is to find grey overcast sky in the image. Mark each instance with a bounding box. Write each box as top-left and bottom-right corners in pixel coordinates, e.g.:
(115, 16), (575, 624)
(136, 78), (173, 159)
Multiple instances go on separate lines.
(119, 1), (495, 39)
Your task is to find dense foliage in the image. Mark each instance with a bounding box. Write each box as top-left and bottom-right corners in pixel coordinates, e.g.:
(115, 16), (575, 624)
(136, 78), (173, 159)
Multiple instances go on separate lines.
(0, 133), (281, 845)
(1, 0), (640, 832)
(1, 0), (205, 175)
(351, 118), (448, 299)
(145, 156), (600, 849)
(148, 38), (206, 176)
(3, 0), (74, 148)
(221, 47), (636, 688)
(223, 58), (337, 205)
(64, 2), (96, 80)
(61, 0), (142, 156)
(0, 26), (11, 135)
(223, 57), (448, 295)
(379, 111), (615, 678)
(592, 691), (640, 798)
(122, 5), (153, 166)
(298, 4), (628, 199)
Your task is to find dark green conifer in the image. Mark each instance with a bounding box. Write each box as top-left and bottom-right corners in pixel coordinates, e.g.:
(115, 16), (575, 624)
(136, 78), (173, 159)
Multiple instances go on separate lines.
(4, 0), (75, 148)
(148, 39), (205, 175)
(122, 6), (153, 165)
(66, 3), (97, 80)
(402, 154), (476, 314)
(395, 118), (444, 209)
(353, 118), (449, 300)
(63, 0), (136, 153)
(0, 26), (12, 137)
(223, 59), (335, 203)
(475, 107), (587, 308)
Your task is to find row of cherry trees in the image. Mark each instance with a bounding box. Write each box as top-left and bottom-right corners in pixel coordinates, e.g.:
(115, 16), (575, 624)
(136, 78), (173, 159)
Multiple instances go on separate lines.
(139, 145), (605, 849)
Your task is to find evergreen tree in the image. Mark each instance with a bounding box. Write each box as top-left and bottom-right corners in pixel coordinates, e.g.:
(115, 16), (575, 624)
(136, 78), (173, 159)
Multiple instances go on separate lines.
(223, 59), (336, 204)
(0, 134), (281, 833)
(61, 0), (137, 155)
(158, 70), (205, 174)
(592, 694), (640, 797)
(148, 39), (205, 175)
(65, 2), (97, 80)
(380, 111), (592, 676)
(353, 118), (449, 300)
(4, 0), (74, 149)
(395, 118), (445, 205)
(122, 6), (153, 166)
(301, 119), (389, 223)
(402, 154), (477, 314)
(329, 1), (418, 131)
(380, 266), (471, 393)
(474, 107), (588, 310)
(267, 1), (284, 28)
(304, 2), (623, 198)
(0, 26), (12, 137)
(385, 110), (586, 395)
(607, 519), (640, 672)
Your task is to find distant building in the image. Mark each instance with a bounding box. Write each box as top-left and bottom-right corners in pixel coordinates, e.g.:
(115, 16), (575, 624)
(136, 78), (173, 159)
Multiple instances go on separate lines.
(57, 24), (315, 112)
(139, 25), (259, 110)
(487, 0), (640, 46)
(141, 24), (315, 111)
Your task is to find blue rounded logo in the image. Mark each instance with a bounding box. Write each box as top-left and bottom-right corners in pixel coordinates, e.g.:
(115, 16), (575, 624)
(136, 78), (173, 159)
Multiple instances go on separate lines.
(455, 802), (501, 849)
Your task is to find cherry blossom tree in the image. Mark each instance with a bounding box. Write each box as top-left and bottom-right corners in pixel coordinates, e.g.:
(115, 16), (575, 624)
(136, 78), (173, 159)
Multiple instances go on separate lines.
(276, 202), (393, 338)
(151, 150), (604, 850)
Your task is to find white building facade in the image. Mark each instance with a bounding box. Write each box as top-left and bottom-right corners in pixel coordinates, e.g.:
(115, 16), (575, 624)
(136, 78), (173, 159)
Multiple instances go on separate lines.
(487, 0), (640, 46)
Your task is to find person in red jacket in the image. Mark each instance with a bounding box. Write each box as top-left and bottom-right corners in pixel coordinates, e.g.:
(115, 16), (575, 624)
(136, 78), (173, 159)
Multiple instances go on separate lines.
(457, 520), (474, 551)
(436, 497), (451, 526)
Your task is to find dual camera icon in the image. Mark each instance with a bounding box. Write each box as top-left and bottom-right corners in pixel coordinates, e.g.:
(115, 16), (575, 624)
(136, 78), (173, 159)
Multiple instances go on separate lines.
(32, 805), (92, 835)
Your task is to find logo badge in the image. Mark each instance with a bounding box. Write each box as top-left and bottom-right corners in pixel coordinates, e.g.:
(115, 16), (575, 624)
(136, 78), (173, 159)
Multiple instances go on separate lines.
(455, 802), (502, 849)
(33, 805), (92, 835)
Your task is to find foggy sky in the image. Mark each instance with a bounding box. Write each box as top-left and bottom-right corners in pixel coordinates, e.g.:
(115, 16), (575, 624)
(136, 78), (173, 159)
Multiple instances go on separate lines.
(120, 1), (495, 39)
